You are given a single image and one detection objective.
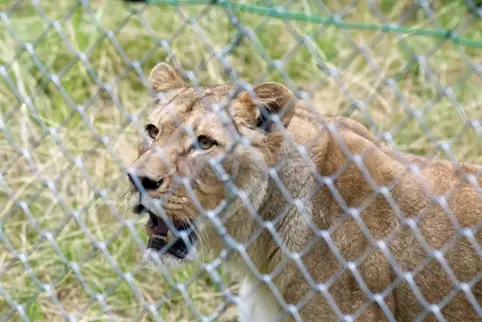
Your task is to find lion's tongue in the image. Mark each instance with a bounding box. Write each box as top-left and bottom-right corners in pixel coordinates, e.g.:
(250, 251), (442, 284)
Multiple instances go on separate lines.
(146, 214), (169, 237)
(146, 213), (187, 237)
(152, 222), (169, 235)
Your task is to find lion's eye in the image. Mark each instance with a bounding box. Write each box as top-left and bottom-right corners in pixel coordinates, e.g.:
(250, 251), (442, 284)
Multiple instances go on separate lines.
(145, 124), (159, 139)
(197, 135), (216, 150)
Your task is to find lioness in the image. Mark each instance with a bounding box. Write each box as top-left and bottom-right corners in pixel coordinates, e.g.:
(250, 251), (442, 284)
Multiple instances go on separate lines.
(128, 62), (482, 322)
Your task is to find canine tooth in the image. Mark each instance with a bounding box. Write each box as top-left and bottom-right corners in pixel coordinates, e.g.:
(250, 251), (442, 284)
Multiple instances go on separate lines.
(167, 230), (173, 242)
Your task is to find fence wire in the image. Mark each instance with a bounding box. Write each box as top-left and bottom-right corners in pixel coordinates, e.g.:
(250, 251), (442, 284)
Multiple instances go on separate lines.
(0, 0), (481, 321)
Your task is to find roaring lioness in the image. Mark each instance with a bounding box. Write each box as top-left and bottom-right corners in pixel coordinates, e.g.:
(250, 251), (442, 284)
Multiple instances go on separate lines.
(128, 62), (482, 322)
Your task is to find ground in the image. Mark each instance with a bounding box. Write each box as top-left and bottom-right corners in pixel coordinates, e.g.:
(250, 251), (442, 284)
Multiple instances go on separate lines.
(0, 0), (481, 321)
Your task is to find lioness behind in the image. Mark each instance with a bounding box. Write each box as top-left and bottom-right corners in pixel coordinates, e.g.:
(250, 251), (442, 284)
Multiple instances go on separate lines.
(127, 62), (482, 321)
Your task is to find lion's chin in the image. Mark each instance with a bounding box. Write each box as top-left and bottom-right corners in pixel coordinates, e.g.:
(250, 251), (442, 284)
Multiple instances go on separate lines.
(142, 243), (199, 270)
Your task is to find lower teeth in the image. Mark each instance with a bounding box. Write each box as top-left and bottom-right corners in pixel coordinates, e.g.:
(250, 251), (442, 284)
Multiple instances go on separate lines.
(153, 234), (166, 241)
(153, 231), (173, 243)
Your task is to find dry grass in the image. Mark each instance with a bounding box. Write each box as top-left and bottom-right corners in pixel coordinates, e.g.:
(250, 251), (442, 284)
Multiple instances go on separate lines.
(0, 0), (481, 321)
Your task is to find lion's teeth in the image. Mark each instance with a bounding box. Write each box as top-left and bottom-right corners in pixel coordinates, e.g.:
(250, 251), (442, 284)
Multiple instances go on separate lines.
(152, 232), (174, 243)
(153, 234), (167, 241)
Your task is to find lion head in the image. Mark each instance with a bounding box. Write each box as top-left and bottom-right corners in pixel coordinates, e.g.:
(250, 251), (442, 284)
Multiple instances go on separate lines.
(128, 62), (296, 266)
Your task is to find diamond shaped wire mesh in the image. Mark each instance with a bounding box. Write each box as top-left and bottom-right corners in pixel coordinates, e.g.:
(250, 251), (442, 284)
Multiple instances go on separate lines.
(0, 0), (481, 321)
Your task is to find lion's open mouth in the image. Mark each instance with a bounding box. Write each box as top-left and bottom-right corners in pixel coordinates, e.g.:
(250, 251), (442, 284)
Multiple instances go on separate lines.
(144, 211), (197, 260)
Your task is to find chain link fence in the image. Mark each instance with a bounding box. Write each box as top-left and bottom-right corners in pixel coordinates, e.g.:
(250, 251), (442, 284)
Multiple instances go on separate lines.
(0, 0), (481, 321)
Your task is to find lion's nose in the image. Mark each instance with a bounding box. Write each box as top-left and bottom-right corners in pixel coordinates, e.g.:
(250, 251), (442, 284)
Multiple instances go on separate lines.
(127, 172), (164, 191)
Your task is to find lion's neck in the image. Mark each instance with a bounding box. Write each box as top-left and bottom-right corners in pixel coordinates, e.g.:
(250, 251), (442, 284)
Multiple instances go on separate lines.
(214, 113), (399, 277)
(219, 149), (318, 278)
(220, 113), (399, 274)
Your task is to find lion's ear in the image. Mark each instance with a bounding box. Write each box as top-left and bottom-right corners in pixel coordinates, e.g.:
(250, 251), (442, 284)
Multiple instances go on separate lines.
(238, 82), (296, 131)
(149, 63), (185, 100)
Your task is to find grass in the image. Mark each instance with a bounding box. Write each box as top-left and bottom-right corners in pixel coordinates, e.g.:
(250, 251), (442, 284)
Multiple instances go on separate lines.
(0, 0), (481, 321)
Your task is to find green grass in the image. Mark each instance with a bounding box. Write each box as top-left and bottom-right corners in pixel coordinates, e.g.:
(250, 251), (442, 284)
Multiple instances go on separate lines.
(0, 0), (481, 321)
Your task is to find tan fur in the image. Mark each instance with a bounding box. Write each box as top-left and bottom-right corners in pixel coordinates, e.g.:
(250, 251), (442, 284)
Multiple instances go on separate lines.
(128, 63), (482, 321)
